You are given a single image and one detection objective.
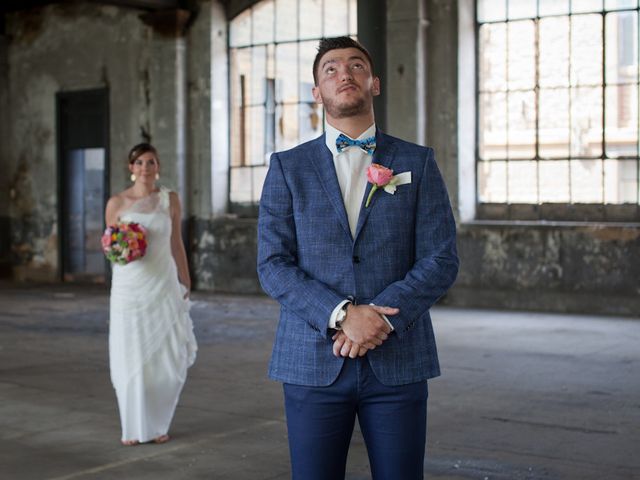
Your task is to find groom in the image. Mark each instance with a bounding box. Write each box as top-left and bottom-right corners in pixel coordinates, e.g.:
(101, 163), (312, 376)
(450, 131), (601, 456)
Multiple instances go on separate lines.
(257, 36), (459, 480)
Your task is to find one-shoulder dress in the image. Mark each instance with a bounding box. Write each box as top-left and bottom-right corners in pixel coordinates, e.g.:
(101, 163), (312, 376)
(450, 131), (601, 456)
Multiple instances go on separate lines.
(109, 187), (197, 442)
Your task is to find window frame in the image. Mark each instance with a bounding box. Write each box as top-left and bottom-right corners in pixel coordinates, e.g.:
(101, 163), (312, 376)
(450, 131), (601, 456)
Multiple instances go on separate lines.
(474, 0), (640, 222)
(226, 0), (357, 216)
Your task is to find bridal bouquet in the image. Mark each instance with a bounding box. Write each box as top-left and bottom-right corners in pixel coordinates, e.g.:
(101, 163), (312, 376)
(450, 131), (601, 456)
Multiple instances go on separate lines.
(101, 222), (148, 265)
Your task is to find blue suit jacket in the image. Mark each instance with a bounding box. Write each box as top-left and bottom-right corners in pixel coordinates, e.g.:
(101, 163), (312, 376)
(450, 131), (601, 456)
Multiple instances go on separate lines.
(257, 131), (459, 386)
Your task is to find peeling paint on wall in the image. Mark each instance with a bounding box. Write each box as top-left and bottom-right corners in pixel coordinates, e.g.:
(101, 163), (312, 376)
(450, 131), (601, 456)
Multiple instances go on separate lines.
(585, 227), (640, 243)
(9, 163), (35, 215)
(3, 2), (171, 281)
(453, 223), (640, 315)
(7, 8), (44, 46)
(191, 218), (261, 294)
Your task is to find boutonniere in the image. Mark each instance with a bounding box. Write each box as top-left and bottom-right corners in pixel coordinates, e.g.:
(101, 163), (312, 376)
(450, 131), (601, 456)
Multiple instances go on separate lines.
(365, 164), (412, 207)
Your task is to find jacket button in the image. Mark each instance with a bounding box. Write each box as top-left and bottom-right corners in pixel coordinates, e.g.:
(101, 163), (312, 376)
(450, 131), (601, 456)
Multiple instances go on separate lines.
(353, 256), (360, 263)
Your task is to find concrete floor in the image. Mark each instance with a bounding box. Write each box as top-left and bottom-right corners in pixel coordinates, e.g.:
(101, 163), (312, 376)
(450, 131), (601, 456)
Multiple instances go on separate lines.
(0, 283), (638, 480)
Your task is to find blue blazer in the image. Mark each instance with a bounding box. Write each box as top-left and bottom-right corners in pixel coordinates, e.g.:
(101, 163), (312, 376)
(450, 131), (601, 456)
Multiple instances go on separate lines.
(257, 131), (459, 386)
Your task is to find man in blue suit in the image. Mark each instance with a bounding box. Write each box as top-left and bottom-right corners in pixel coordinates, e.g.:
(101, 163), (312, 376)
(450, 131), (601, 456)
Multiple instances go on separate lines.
(257, 36), (459, 480)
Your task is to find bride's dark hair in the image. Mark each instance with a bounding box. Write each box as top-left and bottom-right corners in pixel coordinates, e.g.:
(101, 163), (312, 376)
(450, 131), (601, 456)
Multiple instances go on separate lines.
(128, 143), (159, 165)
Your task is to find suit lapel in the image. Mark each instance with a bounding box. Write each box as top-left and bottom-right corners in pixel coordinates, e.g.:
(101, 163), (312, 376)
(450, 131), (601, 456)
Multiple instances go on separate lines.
(308, 136), (352, 238)
(354, 132), (398, 241)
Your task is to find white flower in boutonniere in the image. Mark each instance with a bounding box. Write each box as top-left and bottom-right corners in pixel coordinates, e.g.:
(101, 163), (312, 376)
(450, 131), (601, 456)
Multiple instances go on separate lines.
(365, 164), (413, 207)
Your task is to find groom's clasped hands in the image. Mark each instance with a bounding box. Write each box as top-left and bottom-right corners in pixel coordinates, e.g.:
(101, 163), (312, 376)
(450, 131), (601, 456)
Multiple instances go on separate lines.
(331, 304), (398, 358)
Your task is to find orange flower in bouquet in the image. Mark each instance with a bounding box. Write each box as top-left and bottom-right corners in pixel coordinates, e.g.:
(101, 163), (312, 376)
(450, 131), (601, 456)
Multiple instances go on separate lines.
(101, 222), (148, 265)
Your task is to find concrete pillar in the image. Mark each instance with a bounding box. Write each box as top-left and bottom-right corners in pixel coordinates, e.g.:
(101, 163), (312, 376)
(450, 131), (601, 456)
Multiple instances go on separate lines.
(210, 1), (229, 217)
(386, 0), (428, 145)
(425, 0), (461, 218)
(187, 0), (215, 219)
(358, 0), (387, 131)
(385, 0), (463, 219)
(457, 0), (476, 222)
(147, 30), (188, 213)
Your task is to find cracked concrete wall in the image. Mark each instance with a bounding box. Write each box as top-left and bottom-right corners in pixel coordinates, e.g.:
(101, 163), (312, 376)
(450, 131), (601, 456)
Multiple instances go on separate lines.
(191, 217), (261, 293)
(4, 4), (150, 280)
(1, 0), (220, 283)
(2, 2), (202, 281)
(0, 32), (10, 275)
(452, 224), (640, 315)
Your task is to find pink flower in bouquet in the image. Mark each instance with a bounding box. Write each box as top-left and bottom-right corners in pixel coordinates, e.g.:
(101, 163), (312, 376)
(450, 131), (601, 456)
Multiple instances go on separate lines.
(365, 164), (394, 207)
(101, 222), (148, 265)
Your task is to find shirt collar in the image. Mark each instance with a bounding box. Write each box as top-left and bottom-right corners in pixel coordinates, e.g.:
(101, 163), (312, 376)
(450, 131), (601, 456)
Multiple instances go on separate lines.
(325, 122), (377, 157)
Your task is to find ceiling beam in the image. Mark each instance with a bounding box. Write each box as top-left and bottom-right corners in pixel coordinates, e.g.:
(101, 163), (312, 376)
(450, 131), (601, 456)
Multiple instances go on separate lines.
(92, 0), (180, 11)
(0, 0), (183, 15)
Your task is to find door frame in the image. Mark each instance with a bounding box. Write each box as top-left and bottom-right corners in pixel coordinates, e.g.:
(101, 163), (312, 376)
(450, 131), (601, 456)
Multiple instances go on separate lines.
(56, 87), (110, 282)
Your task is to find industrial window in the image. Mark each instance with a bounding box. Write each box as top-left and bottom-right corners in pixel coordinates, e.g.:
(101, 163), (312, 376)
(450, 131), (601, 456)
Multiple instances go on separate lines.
(228, 0), (357, 212)
(477, 0), (639, 221)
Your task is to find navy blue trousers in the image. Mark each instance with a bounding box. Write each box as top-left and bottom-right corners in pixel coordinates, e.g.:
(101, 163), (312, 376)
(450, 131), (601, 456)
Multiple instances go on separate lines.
(283, 357), (429, 480)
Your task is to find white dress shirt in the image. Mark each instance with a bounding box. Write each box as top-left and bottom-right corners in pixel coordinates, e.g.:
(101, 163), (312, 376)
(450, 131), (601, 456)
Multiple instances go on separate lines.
(324, 123), (394, 332)
(325, 122), (376, 239)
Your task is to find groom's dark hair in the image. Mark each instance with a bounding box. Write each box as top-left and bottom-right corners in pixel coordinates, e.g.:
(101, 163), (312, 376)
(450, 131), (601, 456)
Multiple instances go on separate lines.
(313, 36), (375, 85)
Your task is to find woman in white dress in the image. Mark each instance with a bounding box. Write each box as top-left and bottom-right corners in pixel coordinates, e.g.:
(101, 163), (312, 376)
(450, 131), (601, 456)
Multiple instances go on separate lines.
(105, 143), (197, 446)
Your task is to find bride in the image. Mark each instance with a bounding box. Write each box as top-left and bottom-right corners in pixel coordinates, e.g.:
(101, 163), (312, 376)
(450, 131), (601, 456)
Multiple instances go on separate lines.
(105, 143), (197, 446)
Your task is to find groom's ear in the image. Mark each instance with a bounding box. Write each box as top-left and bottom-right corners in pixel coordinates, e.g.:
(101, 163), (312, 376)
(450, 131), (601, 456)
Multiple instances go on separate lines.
(312, 86), (323, 105)
(372, 76), (381, 97)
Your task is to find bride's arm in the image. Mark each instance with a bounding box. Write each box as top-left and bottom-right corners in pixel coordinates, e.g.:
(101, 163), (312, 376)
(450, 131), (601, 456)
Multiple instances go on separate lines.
(169, 192), (191, 297)
(105, 195), (123, 226)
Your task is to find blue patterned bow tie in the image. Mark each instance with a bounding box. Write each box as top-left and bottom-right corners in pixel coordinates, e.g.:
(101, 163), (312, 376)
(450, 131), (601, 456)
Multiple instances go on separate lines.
(336, 133), (376, 155)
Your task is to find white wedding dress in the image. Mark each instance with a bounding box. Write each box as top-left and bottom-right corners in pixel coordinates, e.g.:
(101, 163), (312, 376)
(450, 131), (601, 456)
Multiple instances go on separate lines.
(109, 187), (197, 443)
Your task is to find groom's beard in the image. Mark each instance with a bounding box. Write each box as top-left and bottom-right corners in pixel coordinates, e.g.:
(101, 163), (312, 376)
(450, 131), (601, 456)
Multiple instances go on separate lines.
(321, 91), (373, 119)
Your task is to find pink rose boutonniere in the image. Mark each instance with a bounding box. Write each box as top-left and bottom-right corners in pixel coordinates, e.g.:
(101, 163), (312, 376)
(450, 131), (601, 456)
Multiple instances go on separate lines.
(365, 164), (393, 207)
(365, 164), (413, 207)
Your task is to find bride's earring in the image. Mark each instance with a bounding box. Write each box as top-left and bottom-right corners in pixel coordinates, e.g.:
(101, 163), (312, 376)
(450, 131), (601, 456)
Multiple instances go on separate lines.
(155, 173), (160, 180)
(130, 174), (136, 182)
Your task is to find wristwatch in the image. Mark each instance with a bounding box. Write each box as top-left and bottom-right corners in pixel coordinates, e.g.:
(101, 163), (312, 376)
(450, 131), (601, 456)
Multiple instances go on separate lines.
(335, 302), (350, 330)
